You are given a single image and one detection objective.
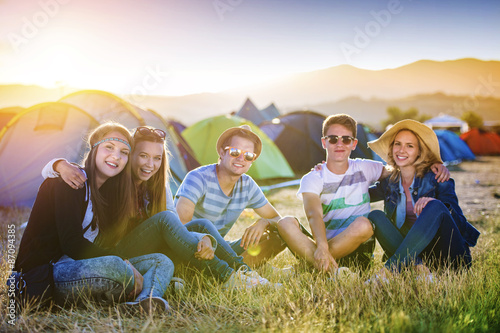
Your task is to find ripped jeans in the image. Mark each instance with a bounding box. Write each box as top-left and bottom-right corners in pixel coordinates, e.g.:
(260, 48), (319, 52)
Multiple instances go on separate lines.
(53, 253), (173, 305)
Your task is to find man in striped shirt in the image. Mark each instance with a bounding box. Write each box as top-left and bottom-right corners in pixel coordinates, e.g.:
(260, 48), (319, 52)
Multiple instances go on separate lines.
(175, 125), (298, 267)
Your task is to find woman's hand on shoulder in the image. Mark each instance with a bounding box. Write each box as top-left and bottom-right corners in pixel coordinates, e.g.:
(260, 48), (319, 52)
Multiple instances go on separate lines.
(430, 163), (450, 183)
(55, 160), (87, 189)
(414, 197), (436, 216)
(312, 161), (325, 172)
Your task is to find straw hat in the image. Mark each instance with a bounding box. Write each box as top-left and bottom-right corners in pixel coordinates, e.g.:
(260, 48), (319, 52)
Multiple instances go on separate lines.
(216, 125), (262, 157)
(368, 119), (443, 163)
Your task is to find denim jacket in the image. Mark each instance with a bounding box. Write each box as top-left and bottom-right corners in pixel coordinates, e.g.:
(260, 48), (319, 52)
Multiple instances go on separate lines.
(369, 171), (480, 247)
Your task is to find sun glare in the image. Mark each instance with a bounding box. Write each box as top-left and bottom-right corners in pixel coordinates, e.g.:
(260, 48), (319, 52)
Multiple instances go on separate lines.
(28, 43), (88, 88)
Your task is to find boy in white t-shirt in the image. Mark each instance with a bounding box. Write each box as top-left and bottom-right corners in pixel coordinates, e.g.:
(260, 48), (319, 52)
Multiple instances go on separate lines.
(277, 114), (449, 273)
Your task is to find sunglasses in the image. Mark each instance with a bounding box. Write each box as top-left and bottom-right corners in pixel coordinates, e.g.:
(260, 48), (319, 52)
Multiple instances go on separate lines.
(224, 147), (258, 162)
(322, 135), (356, 145)
(135, 126), (166, 140)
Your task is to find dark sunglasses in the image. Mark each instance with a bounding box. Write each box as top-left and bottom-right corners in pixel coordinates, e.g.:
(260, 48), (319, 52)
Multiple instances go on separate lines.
(224, 147), (257, 162)
(135, 126), (166, 140)
(322, 135), (355, 145)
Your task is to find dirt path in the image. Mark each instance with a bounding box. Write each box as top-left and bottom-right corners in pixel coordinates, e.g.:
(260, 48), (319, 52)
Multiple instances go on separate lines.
(449, 156), (500, 222)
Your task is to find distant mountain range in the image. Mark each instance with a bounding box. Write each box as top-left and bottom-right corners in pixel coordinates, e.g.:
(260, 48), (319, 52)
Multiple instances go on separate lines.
(1, 58), (499, 129)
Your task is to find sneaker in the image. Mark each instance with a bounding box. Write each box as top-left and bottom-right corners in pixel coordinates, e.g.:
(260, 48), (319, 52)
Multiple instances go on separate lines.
(335, 267), (355, 280)
(169, 277), (185, 293)
(415, 273), (434, 283)
(118, 296), (170, 315)
(327, 267), (356, 282)
(270, 265), (296, 279)
(243, 268), (283, 288)
(364, 274), (390, 286)
(222, 267), (260, 290)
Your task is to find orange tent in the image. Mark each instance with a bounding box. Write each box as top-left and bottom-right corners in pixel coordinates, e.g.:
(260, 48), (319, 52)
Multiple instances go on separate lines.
(460, 128), (500, 155)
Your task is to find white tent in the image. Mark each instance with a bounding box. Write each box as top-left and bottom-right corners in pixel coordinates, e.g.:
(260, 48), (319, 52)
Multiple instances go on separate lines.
(425, 114), (469, 133)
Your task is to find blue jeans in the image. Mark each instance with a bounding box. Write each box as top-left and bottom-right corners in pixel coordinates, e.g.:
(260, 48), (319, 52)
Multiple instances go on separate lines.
(115, 211), (235, 282)
(53, 254), (173, 305)
(185, 219), (248, 269)
(368, 200), (472, 272)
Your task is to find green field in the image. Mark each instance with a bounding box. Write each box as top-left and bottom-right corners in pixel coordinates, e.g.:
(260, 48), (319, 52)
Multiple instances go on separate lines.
(1, 158), (499, 332)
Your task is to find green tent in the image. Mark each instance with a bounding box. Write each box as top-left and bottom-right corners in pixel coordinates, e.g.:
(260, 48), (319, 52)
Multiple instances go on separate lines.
(182, 115), (294, 180)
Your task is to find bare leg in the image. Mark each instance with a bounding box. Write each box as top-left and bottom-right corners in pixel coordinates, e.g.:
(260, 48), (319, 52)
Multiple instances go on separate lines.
(328, 217), (374, 259)
(241, 232), (286, 268)
(277, 217), (318, 267)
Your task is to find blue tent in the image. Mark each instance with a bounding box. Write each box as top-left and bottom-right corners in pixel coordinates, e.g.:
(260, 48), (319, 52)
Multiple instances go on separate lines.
(435, 130), (475, 164)
(260, 103), (280, 121)
(235, 98), (266, 126)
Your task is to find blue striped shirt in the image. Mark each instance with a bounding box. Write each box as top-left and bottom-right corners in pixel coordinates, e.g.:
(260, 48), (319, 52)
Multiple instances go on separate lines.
(174, 164), (268, 237)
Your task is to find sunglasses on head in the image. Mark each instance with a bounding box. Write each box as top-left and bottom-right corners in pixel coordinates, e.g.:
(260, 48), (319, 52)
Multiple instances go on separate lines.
(135, 126), (166, 140)
(224, 147), (257, 161)
(322, 135), (355, 145)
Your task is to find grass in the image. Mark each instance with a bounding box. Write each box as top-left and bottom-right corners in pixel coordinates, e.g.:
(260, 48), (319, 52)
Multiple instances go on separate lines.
(1, 159), (500, 332)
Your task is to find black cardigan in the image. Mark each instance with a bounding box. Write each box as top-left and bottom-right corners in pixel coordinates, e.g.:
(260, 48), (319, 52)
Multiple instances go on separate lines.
(15, 178), (116, 273)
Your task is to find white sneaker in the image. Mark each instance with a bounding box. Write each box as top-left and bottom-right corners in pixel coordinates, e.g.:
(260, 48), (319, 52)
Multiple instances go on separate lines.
(328, 267), (357, 282)
(222, 267), (260, 290)
(335, 267), (355, 279)
(169, 277), (185, 293)
(242, 267), (283, 288)
(270, 265), (296, 279)
(119, 296), (170, 315)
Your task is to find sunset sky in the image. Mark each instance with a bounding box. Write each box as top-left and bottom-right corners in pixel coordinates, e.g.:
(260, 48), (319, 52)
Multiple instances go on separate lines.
(1, 0), (499, 96)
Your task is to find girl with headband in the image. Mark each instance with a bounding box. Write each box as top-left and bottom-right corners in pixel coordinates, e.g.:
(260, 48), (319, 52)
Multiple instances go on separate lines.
(14, 122), (173, 313)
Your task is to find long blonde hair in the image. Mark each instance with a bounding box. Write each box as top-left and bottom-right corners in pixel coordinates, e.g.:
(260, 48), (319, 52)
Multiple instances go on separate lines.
(82, 122), (135, 247)
(386, 129), (441, 182)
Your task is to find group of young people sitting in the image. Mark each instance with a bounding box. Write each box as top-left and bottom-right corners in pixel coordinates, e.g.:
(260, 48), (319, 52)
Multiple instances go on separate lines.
(12, 113), (480, 314)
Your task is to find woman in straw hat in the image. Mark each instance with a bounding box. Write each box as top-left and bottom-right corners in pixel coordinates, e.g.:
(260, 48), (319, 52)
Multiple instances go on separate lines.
(367, 119), (480, 278)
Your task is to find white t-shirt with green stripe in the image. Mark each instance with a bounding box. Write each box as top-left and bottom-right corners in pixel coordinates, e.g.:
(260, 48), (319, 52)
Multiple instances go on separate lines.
(297, 159), (383, 239)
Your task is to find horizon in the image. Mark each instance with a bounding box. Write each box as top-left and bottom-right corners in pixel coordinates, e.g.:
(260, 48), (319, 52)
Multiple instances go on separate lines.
(1, 57), (497, 99)
(1, 0), (499, 96)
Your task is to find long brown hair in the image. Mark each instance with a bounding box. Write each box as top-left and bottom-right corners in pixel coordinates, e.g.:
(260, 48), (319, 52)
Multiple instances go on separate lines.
(386, 129), (441, 182)
(133, 127), (171, 216)
(82, 122), (135, 247)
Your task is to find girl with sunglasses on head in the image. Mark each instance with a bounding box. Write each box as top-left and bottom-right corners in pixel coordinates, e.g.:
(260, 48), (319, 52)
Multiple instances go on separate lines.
(14, 122), (174, 312)
(367, 120), (480, 282)
(43, 126), (275, 289)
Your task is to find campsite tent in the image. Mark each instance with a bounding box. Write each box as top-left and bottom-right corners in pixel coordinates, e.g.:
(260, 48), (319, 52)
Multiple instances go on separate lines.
(434, 130), (475, 164)
(460, 128), (500, 155)
(260, 111), (376, 174)
(60, 90), (144, 128)
(0, 102), (99, 207)
(235, 98), (266, 126)
(166, 119), (200, 172)
(0, 107), (23, 131)
(259, 111), (326, 174)
(260, 103), (280, 121)
(59, 90), (193, 191)
(425, 114), (468, 133)
(182, 115), (294, 180)
(353, 124), (376, 160)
